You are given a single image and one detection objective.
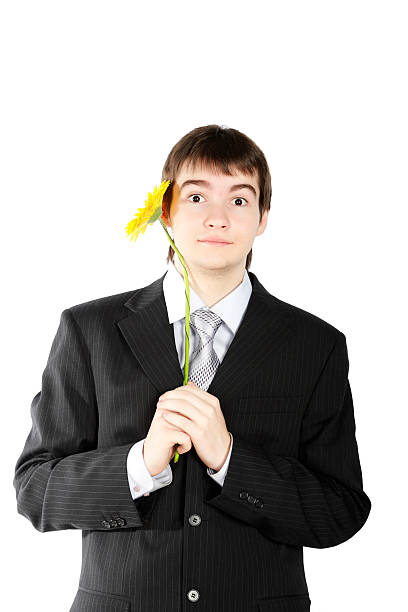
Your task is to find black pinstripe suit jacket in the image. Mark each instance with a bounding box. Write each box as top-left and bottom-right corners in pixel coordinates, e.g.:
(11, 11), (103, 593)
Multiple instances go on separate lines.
(13, 270), (371, 612)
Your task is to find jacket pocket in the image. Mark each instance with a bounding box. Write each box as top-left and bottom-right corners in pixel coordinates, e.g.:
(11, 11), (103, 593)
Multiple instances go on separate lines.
(69, 586), (131, 611)
(234, 396), (303, 414)
(257, 593), (311, 611)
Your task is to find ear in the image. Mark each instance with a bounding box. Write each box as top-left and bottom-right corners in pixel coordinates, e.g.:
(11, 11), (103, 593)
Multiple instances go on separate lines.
(161, 210), (172, 228)
(256, 210), (268, 236)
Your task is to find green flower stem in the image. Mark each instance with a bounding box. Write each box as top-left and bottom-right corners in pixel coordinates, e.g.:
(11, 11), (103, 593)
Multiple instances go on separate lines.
(159, 218), (190, 464)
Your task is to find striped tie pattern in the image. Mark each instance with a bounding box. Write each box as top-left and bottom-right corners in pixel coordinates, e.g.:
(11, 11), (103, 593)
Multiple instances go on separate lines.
(187, 308), (223, 391)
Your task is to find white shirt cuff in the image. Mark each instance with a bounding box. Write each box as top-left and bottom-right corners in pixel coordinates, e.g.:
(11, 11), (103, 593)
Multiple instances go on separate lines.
(206, 432), (233, 487)
(127, 439), (173, 500)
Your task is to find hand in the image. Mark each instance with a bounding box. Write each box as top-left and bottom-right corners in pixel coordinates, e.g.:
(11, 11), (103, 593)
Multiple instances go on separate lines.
(158, 381), (231, 472)
(143, 398), (193, 477)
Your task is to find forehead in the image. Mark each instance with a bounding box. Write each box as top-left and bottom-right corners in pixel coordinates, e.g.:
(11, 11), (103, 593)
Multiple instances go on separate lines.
(176, 161), (259, 196)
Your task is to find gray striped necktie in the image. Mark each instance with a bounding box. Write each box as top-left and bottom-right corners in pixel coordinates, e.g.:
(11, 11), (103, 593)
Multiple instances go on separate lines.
(187, 307), (223, 391)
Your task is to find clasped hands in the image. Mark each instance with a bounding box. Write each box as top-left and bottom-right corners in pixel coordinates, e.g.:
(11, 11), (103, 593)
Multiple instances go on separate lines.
(157, 381), (231, 472)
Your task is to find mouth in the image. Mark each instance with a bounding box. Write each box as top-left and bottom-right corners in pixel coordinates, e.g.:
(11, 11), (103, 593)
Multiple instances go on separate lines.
(198, 240), (232, 246)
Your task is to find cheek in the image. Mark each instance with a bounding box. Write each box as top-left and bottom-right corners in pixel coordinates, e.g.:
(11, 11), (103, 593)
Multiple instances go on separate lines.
(170, 212), (193, 237)
(233, 216), (258, 240)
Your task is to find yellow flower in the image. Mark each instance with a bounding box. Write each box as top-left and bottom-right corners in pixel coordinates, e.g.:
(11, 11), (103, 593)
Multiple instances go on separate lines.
(125, 177), (188, 465)
(125, 180), (171, 241)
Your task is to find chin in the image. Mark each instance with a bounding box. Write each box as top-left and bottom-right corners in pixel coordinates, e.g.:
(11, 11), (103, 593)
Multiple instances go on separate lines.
(198, 258), (234, 271)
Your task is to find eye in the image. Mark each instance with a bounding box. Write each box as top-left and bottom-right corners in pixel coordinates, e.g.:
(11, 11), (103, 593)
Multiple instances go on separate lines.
(187, 193), (248, 206)
(232, 197), (248, 206)
(188, 194), (205, 204)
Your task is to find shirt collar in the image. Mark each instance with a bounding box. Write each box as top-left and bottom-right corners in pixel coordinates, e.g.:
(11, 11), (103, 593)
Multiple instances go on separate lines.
(163, 259), (253, 334)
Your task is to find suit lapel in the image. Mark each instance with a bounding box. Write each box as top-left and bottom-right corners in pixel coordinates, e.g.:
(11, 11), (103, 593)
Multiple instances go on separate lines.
(117, 270), (294, 401)
(117, 272), (184, 395)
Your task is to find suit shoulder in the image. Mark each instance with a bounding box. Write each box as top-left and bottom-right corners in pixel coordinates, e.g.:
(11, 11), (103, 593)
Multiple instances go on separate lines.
(272, 294), (345, 343)
(63, 288), (142, 321)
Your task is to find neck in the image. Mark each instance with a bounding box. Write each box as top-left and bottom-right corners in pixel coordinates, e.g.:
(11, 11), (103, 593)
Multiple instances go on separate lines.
(173, 257), (245, 309)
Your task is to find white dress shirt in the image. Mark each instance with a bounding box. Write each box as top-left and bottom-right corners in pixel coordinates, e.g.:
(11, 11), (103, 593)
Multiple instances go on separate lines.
(127, 259), (253, 500)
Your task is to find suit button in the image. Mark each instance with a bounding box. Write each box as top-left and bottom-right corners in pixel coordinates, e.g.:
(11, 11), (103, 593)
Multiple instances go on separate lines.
(188, 514), (201, 526)
(187, 589), (200, 602)
(101, 520), (111, 528)
(247, 495), (256, 504)
(254, 498), (264, 508)
(239, 490), (248, 500)
(109, 519), (118, 528)
(117, 518), (126, 527)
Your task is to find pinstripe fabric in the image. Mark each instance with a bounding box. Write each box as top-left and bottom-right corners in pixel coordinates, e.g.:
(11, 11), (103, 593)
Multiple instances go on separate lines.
(13, 270), (371, 612)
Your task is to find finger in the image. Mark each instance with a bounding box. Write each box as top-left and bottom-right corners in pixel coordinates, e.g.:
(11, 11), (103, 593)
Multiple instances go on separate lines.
(160, 383), (209, 403)
(162, 411), (198, 437)
(183, 384), (218, 409)
(158, 394), (211, 418)
(162, 415), (192, 434)
(159, 398), (205, 424)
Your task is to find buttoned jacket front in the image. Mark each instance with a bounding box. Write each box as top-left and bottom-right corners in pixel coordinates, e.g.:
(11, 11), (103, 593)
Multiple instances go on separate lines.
(13, 270), (371, 612)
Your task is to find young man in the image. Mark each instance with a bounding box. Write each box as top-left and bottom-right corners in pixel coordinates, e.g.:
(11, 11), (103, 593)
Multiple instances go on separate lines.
(14, 125), (371, 612)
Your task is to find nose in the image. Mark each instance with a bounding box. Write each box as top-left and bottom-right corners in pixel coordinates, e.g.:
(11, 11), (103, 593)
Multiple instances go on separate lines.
(203, 206), (230, 227)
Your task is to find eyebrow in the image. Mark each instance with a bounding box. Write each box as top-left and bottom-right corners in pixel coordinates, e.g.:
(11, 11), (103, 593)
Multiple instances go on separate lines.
(180, 179), (257, 198)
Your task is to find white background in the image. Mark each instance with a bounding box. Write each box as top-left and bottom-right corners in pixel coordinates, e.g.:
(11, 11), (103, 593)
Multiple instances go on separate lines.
(1, 1), (406, 610)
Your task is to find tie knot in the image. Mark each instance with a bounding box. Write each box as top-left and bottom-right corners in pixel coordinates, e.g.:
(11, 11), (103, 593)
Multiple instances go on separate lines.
(190, 307), (223, 340)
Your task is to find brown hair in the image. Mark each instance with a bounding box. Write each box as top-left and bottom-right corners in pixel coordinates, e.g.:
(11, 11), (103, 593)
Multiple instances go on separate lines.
(161, 124), (272, 270)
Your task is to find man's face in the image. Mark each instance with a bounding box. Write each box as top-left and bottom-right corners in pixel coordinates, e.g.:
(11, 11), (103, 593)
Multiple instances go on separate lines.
(163, 161), (268, 273)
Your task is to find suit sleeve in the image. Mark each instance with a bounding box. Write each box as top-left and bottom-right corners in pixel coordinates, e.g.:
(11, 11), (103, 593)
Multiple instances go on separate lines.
(13, 308), (149, 532)
(204, 332), (372, 548)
